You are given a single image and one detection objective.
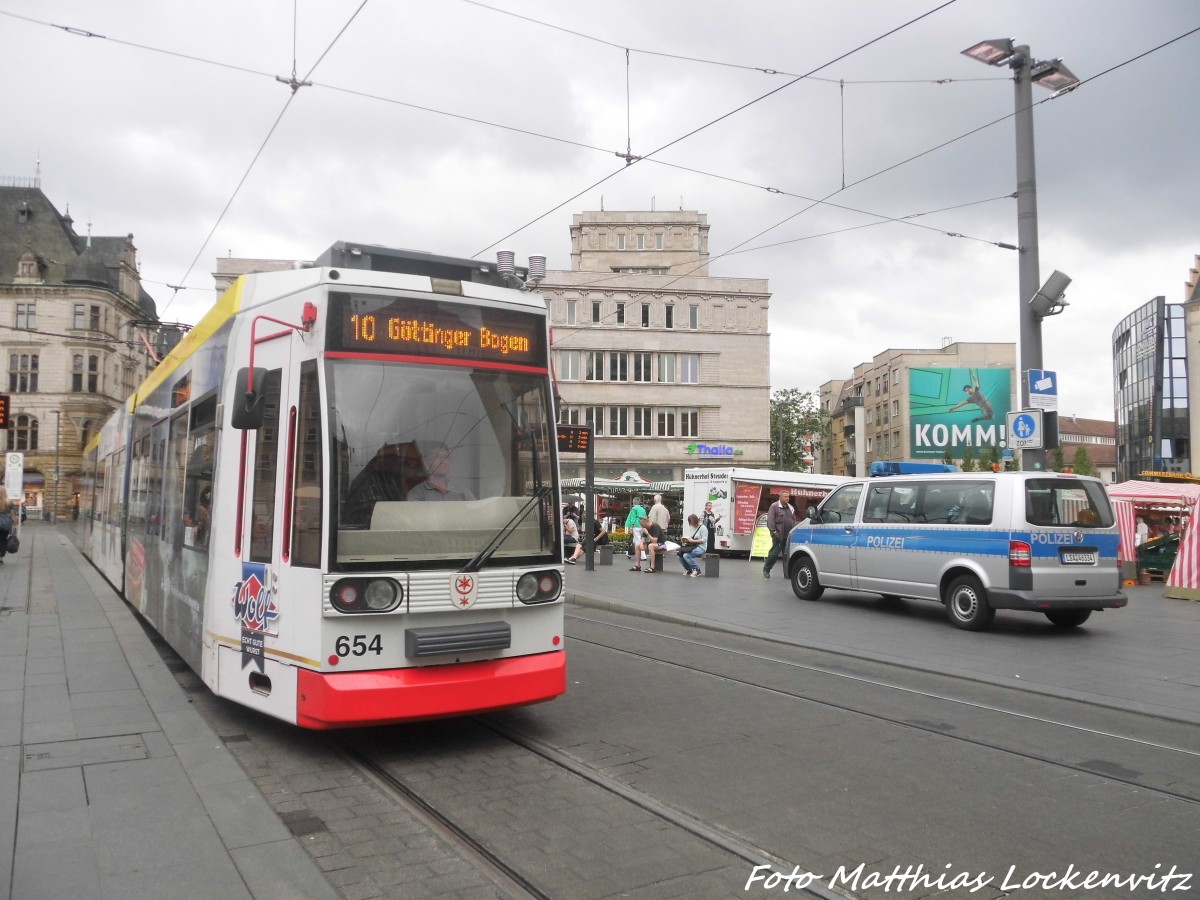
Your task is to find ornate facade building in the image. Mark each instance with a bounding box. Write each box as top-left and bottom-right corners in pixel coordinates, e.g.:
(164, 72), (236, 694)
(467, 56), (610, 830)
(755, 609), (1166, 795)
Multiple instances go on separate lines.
(0, 179), (160, 517)
(537, 210), (772, 481)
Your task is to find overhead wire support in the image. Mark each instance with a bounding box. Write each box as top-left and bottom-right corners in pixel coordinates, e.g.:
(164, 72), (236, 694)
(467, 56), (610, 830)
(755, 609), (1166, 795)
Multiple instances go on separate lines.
(275, 73), (313, 94)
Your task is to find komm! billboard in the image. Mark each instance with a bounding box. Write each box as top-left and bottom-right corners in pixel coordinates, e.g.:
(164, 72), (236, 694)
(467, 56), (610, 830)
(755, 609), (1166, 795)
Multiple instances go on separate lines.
(908, 367), (1012, 459)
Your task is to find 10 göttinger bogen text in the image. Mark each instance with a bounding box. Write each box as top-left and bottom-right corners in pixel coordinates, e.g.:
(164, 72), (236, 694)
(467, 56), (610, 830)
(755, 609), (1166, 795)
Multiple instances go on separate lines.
(744, 862), (1193, 894)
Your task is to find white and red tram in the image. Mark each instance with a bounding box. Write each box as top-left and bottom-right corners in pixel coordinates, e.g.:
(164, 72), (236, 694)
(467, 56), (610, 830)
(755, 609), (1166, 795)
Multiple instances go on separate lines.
(83, 243), (566, 728)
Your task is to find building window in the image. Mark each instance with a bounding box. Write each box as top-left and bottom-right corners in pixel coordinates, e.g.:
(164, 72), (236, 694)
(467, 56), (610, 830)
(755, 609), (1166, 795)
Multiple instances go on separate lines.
(689, 305), (699, 329)
(680, 354), (699, 384)
(565, 299), (576, 325)
(641, 303), (650, 328)
(655, 233), (664, 250)
(592, 301), (601, 323)
(15, 303), (35, 330)
(665, 305), (674, 329)
(584, 406), (604, 436)
(657, 354), (676, 383)
(73, 304), (85, 329)
(559, 406), (582, 425)
(79, 420), (93, 450)
(584, 351), (604, 381)
(609, 407), (628, 436)
(891, 399), (899, 416)
(632, 352), (652, 383)
(636, 233), (645, 250)
(607, 352), (628, 382)
(9, 353), (38, 392)
(680, 409), (699, 438)
(633, 407), (653, 436)
(558, 350), (580, 381)
(91, 305), (101, 331)
(618, 234), (626, 250)
(615, 302), (625, 325)
(657, 408), (675, 437)
(13, 415), (37, 451)
(72, 353), (99, 392)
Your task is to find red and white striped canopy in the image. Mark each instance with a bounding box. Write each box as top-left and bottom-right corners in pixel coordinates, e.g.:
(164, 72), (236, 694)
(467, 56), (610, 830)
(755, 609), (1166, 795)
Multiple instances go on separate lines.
(1165, 493), (1200, 598)
(1107, 480), (1200, 504)
(1111, 498), (1137, 564)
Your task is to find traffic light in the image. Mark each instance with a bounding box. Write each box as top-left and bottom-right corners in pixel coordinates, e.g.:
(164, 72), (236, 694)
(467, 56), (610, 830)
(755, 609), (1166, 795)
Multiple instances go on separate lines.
(0, 394), (10, 429)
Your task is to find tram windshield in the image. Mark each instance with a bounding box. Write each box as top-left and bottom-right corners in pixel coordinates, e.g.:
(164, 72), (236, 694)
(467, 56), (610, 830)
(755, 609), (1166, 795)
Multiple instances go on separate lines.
(328, 358), (557, 568)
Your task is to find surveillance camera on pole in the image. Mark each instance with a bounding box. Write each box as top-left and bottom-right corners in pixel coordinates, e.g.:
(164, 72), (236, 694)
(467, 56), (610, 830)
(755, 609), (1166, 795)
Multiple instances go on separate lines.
(1029, 269), (1072, 319)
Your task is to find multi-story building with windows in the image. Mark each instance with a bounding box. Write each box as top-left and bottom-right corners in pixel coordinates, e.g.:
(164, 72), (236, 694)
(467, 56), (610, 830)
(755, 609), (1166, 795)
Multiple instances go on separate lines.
(817, 342), (1016, 476)
(1114, 295), (1190, 482)
(0, 180), (160, 517)
(538, 211), (771, 481)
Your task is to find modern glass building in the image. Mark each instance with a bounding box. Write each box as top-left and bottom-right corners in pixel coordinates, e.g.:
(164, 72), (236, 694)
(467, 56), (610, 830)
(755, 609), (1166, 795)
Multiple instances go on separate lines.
(1112, 296), (1190, 482)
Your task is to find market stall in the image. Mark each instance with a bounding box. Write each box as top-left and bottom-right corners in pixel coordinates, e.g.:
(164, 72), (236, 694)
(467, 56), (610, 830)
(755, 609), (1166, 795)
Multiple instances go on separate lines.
(1107, 480), (1200, 586)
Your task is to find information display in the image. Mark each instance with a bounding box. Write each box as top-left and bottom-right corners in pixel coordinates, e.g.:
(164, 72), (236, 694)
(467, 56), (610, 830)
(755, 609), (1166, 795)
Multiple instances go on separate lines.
(557, 425), (592, 454)
(328, 292), (546, 366)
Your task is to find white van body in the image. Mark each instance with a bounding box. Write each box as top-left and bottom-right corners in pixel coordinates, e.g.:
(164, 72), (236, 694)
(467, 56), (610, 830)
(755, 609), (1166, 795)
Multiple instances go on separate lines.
(786, 472), (1127, 630)
(683, 467), (849, 554)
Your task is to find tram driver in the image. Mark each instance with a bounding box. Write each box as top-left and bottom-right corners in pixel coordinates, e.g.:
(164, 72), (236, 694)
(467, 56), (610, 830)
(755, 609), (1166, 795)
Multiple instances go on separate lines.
(408, 444), (475, 502)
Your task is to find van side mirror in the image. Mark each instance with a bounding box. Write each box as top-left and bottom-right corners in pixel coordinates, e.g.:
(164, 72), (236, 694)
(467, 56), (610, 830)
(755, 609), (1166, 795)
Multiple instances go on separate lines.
(806, 505), (820, 523)
(230, 367), (268, 430)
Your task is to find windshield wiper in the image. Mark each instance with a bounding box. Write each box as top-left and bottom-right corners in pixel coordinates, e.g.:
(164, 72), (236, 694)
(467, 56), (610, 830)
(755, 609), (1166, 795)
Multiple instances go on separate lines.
(460, 485), (553, 574)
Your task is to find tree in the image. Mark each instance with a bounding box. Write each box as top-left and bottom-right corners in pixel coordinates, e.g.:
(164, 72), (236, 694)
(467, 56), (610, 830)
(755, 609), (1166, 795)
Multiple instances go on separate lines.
(770, 389), (830, 472)
(1050, 447), (1065, 472)
(1071, 445), (1097, 477)
(978, 444), (1001, 472)
(961, 446), (977, 472)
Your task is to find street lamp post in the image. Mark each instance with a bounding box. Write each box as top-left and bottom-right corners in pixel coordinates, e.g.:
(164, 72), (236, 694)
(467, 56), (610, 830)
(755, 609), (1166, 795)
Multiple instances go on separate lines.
(51, 409), (60, 525)
(962, 39), (1079, 471)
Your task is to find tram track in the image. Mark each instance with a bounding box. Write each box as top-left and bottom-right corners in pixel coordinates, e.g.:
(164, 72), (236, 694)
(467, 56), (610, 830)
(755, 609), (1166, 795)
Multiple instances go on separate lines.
(338, 719), (848, 900)
(567, 611), (1200, 807)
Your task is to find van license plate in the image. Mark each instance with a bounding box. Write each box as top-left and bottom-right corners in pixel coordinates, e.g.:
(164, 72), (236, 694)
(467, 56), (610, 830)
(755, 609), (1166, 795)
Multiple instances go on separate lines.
(1060, 551), (1096, 565)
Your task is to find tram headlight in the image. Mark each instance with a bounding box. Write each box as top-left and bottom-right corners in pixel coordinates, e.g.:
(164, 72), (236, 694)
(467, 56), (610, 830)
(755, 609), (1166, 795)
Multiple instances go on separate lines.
(517, 570), (561, 604)
(330, 578), (402, 614)
(364, 579), (398, 610)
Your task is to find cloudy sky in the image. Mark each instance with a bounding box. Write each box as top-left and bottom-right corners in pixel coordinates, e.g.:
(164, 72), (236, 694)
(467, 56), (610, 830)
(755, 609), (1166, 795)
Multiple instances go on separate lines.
(3, 1), (1196, 420)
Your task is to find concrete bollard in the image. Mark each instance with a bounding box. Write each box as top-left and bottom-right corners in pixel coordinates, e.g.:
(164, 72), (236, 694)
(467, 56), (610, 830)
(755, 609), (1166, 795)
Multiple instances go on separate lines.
(597, 545), (614, 566)
(704, 554), (720, 578)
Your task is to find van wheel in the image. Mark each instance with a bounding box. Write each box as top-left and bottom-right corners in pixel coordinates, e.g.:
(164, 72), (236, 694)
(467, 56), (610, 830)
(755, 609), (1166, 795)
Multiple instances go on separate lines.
(1045, 609), (1092, 628)
(790, 556), (824, 601)
(945, 575), (995, 631)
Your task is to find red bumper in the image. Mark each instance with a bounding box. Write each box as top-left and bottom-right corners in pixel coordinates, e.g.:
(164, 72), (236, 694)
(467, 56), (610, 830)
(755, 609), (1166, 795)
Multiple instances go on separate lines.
(295, 652), (566, 729)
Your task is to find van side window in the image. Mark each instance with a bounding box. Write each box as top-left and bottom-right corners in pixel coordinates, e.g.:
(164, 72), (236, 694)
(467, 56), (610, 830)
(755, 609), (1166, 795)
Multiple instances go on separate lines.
(1025, 479), (1112, 527)
(820, 483), (864, 522)
(865, 485), (919, 522)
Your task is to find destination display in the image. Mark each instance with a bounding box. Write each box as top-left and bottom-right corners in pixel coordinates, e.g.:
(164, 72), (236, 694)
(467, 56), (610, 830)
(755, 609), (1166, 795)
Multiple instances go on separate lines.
(327, 292), (546, 365)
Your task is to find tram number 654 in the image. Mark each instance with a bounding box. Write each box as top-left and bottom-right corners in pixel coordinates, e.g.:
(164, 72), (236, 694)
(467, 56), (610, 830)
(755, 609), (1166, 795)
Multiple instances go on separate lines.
(334, 635), (383, 657)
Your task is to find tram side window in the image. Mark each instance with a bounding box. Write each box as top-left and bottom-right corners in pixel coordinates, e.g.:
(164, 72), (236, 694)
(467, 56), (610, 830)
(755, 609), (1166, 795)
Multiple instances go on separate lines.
(292, 363), (322, 567)
(250, 370), (283, 563)
(183, 397), (216, 552)
(127, 429), (150, 533)
(165, 413), (189, 546)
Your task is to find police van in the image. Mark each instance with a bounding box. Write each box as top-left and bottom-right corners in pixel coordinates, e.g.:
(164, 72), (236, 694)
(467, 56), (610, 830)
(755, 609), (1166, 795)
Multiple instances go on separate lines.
(786, 472), (1126, 631)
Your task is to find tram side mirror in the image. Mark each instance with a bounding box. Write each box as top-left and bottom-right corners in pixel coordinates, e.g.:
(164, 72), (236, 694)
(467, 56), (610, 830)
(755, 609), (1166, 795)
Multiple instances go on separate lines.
(231, 367), (268, 430)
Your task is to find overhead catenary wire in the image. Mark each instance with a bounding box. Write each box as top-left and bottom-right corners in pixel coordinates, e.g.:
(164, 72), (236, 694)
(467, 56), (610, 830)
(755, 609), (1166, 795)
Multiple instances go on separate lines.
(161, 0), (372, 314)
(473, 0), (962, 258)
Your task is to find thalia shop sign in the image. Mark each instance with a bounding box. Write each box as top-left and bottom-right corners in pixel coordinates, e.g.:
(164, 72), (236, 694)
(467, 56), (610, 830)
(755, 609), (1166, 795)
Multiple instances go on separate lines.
(684, 442), (744, 457)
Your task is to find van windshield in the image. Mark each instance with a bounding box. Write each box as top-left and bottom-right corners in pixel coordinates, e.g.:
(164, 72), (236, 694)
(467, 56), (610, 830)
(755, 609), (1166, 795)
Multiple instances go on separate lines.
(1024, 479), (1113, 528)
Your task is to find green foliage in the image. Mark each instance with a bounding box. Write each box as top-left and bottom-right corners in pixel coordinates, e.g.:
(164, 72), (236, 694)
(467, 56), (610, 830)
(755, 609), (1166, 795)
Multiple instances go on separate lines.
(1071, 445), (1097, 476)
(770, 388), (830, 472)
(1051, 448), (1065, 472)
(977, 444), (1000, 472)
(942, 447), (955, 466)
(960, 446), (977, 472)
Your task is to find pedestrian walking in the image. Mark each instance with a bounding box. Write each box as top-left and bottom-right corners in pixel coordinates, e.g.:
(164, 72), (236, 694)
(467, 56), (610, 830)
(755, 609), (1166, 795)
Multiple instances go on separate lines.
(762, 489), (797, 579)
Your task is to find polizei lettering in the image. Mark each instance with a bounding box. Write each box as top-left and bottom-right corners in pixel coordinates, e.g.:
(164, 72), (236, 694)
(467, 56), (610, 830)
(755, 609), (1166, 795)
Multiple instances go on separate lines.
(913, 423), (1003, 448)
